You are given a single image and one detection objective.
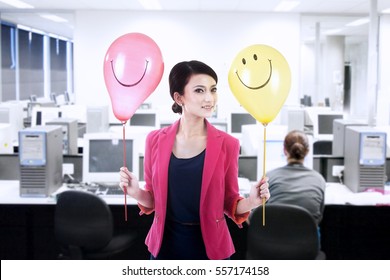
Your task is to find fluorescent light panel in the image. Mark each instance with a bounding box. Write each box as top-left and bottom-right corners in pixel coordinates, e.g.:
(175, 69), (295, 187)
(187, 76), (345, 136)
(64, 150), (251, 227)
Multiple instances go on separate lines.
(39, 14), (68, 23)
(0, 0), (34, 9)
(274, 1), (300, 12)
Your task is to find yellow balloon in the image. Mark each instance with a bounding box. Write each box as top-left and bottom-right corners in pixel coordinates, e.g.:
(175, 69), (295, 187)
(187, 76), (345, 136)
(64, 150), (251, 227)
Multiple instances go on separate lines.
(228, 44), (291, 125)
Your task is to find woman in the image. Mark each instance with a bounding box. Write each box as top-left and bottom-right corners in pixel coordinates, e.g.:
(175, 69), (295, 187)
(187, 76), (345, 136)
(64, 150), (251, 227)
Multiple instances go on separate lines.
(119, 60), (270, 260)
(266, 130), (326, 226)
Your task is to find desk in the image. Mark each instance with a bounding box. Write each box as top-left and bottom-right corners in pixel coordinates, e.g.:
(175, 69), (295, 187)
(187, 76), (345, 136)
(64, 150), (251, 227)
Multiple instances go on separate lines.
(325, 183), (390, 205)
(0, 180), (249, 260)
(0, 181), (138, 205)
(1, 181), (390, 259)
(320, 204), (390, 259)
(321, 183), (390, 259)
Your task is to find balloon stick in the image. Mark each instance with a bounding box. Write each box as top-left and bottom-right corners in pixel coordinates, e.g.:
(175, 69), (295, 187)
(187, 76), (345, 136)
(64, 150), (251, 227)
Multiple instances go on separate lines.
(262, 124), (267, 226)
(122, 121), (127, 221)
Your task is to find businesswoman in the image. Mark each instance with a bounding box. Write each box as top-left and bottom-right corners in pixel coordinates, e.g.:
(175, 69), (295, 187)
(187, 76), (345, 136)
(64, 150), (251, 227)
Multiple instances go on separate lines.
(119, 60), (270, 260)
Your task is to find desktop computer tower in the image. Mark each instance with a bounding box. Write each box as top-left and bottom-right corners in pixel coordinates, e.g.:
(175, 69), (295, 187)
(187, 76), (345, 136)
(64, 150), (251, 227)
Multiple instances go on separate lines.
(86, 105), (109, 133)
(332, 119), (367, 156)
(344, 126), (387, 192)
(19, 125), (63, 197)
(0, 124), (13, 154)
(46, 118), (78, 155)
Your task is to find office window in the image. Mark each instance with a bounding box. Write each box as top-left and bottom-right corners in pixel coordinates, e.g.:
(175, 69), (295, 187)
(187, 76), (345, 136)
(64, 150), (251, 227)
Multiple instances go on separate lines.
(1, 23), (17, 102)
(50, 37), (67, 95)
(1, 22), (73, 102)
(18, 29), (44, 100)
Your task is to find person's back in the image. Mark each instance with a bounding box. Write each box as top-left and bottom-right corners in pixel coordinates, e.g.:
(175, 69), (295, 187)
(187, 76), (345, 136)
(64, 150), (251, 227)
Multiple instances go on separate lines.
(267, 130), (326, 225)
(267, 164), (325, 225)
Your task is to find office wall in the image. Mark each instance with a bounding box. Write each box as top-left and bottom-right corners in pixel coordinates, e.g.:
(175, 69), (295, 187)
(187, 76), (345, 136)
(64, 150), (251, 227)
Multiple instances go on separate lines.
(73, 11), (300, 122)
(324, 36), (345, 110)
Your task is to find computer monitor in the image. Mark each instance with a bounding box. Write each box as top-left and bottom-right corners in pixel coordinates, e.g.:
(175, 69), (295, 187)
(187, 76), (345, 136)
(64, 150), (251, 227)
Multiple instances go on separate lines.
(86, 105), (109, 133)
(229, 112), (257, 134)
(82, 132), (140, 184)
(60, 104), (87, 124)
(287, 108), (305, 132)
(31, 106), (61, 127)
(313, 112), (344, 140)
(241, 124), (260, 156)
(257, 134), (314, 180)
(50, 93), (57, 105)
(129, 111), (158, 128)
(301, 95), (312, 107)
(238, 156), (257, 181)
(63, 91), (71, 103)
(29, 95), (37, 102)
(0, 101), (24, 141)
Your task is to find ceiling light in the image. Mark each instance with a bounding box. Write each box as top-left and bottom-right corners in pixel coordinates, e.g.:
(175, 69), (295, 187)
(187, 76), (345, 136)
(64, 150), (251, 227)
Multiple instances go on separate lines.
(39, 14), (68, 23)
(346, 18), (369, 27)
(274, 1), (300, 12)
(0, 0), (34, 9)
(137, 0), (162, 10)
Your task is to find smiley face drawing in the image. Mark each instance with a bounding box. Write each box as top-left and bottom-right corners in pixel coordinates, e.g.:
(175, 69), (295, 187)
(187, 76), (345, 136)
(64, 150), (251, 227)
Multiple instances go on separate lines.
(103, 33), (164, 122)
(110, 59), (149, 87)
(228, 44), (291, 124)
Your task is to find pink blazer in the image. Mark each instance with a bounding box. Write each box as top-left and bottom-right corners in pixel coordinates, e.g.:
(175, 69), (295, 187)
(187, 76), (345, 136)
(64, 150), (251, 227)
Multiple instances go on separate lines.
(138, 119), (249, 260)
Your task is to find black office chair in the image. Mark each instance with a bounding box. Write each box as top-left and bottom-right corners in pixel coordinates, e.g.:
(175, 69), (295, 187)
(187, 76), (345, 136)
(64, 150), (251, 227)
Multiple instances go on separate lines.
(54, 190), (137, 259)
(246, 204), (325, 260)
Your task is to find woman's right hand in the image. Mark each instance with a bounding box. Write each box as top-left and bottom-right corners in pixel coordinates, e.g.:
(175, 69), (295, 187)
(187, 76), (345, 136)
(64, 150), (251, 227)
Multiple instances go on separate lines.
(119, 167), (140, 198)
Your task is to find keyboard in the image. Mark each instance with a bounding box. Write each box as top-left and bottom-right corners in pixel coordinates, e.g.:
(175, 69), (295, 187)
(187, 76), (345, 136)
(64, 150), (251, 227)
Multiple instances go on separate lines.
(86, 182), (124, 196)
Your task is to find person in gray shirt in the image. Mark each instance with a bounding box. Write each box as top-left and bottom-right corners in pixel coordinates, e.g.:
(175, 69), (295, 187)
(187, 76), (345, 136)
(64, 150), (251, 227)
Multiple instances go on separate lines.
(266, 130), (326, 226)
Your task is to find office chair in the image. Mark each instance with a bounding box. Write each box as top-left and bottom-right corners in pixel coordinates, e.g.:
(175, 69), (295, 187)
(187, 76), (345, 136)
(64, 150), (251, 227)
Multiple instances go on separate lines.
(54, 190), (137, 259)
(246, 204), (325, 260)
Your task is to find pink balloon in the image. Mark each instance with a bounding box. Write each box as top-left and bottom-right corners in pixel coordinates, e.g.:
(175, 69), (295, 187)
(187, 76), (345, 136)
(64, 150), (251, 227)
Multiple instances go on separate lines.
(103, 33), (164, 122)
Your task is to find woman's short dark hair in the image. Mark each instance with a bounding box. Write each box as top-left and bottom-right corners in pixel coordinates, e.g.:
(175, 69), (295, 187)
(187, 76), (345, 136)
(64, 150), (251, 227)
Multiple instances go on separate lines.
(284, 130), (309, 161)
(169, 60), (218, 114)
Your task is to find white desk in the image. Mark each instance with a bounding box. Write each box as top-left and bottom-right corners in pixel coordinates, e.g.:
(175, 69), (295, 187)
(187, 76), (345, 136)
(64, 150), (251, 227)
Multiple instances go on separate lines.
(0, 178), (252, 205)
(0, 180), (138, 205)
(325, 182), (390, 206)
(3, 179), (390, 206)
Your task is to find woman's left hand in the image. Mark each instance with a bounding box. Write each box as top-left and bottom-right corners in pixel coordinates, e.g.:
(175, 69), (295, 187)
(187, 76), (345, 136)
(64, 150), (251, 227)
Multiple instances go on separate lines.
(249, 177), (270, 207)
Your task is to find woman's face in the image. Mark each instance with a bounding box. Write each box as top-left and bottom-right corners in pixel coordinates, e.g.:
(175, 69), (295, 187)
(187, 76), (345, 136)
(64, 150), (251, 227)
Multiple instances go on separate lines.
(179, 74), (218, 118)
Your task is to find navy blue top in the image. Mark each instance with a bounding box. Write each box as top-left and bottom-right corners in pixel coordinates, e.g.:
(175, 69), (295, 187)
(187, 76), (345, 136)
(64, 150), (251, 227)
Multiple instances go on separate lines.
(156, 149), (207, 260)
(166, 149), (205, 223)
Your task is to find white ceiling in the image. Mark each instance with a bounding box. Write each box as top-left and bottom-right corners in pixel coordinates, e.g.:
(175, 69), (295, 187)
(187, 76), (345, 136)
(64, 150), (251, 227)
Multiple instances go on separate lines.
(1, 0), (390, 39)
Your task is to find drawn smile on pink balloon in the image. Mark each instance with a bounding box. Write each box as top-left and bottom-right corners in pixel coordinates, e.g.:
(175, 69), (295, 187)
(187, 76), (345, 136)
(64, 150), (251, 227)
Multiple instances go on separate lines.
(235, 55), (273, 90)
(110, 59), (149, 87)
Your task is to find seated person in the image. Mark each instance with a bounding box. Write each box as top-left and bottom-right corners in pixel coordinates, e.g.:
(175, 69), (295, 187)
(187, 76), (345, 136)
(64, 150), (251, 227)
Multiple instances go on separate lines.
(266, 130), (326, 227)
